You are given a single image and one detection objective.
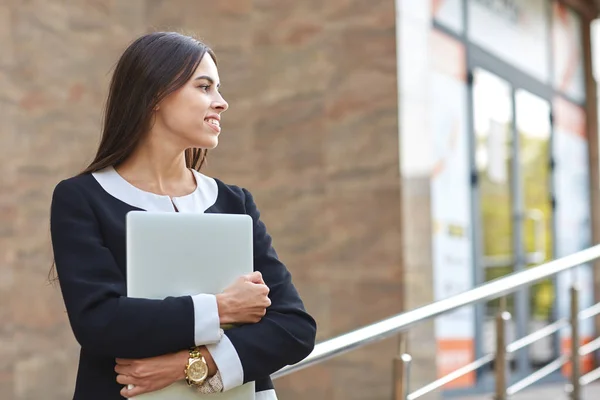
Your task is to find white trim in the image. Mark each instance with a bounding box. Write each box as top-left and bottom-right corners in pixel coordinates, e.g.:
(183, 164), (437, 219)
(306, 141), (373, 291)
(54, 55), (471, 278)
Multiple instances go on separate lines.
(191, 294), (221, 345)
(205, 335), (244, 391)
(256, 389), (278, 400)
(91, 166), (218, 212)
(178, 169), (219, 213)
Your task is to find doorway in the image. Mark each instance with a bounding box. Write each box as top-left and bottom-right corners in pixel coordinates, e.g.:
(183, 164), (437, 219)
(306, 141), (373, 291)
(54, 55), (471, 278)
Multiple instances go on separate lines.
(470, 68), (557, 382)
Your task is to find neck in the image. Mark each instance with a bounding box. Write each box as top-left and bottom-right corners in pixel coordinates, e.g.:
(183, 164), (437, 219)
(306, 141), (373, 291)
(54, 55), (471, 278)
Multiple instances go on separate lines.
(116, 135), (193, 196)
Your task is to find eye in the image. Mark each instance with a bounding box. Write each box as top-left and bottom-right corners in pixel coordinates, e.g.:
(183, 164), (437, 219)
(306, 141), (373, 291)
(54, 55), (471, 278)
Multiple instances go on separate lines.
(199, 85), (211, 92)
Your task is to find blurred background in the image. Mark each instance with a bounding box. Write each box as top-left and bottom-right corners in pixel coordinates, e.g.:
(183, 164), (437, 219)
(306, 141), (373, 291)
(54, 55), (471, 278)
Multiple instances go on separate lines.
(2, 0), (600, 399)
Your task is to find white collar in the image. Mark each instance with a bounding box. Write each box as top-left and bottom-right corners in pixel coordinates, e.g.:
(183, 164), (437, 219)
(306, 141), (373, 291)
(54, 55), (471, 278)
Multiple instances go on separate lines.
(92, 166), (218, 212)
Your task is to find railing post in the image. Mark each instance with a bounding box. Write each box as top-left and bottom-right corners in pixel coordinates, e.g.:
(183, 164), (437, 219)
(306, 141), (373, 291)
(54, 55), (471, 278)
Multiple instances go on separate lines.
(495, 311), (511, 400)
(570, 285), (581, 400)
(393, 353), (412, 400)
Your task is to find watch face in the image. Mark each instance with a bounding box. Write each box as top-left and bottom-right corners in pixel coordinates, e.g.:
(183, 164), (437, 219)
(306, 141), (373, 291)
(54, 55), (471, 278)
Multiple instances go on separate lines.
(188, 359), (208, 382)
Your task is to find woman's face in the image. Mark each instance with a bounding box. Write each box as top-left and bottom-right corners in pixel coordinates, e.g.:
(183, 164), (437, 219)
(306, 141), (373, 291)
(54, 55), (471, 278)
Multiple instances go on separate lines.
(153, 53), (228, 150)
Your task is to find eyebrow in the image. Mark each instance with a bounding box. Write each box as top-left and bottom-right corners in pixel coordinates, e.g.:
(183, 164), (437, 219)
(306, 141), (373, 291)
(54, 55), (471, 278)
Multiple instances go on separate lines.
(194, 75), (220, 88)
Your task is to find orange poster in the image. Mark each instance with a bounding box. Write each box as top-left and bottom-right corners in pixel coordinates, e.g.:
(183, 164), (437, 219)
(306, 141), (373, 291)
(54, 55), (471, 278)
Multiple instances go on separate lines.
(552, 96), (594, 377)
(429, 29), (474, 389)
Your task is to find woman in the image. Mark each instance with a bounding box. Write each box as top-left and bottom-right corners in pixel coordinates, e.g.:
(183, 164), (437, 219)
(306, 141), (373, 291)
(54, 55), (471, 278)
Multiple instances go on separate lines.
(50, 31), (316, 399)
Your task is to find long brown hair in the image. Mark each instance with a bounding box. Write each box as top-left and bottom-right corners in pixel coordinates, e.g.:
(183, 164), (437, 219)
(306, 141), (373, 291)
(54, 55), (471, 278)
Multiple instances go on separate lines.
(49, 32), (216, 282)
(82, 31), (217, 174)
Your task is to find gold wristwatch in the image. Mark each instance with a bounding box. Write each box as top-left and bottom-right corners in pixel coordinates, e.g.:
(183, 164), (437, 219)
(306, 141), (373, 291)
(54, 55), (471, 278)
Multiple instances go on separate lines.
(185, 347), (209, 387)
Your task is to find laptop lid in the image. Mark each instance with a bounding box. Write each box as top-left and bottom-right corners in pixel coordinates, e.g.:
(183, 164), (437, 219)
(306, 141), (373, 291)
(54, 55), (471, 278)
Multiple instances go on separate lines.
(126, 211), (255, 400)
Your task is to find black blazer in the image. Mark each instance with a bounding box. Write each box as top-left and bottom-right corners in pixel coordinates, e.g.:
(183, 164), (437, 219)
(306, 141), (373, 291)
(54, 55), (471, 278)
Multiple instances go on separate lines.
(50, 167), (316, 399)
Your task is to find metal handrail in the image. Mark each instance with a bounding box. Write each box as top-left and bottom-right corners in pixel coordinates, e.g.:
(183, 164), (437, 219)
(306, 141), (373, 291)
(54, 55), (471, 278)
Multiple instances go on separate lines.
(273, 244), (600, 379)
(506, 354), (570, 396)
(407, 354), (494, 400)
(506, 318), (568, 354)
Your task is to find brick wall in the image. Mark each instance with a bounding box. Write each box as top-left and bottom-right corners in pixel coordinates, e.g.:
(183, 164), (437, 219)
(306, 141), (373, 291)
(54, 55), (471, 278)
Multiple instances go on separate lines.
(0, 1), (404, 399)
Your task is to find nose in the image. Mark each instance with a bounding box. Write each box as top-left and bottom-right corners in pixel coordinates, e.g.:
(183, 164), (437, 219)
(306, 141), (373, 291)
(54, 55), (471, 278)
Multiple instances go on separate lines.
(213, 93), (229, 113)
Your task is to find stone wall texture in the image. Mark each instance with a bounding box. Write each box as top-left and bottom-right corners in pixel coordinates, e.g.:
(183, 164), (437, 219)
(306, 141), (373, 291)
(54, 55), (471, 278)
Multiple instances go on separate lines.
(0, 1), (403, 399)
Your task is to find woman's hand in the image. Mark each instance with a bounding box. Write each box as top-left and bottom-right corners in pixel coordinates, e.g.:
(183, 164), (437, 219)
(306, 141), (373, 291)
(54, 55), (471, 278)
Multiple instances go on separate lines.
(115, 348), (218, 397)
(116, 351), (181, 397)
(216, 271), (271, 325)
(116, 350), (187, 397)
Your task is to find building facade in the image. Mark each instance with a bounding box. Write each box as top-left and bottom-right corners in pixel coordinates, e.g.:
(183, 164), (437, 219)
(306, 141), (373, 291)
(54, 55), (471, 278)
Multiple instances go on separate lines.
(0, 0), (599, 399)
(398, 0), (600, 397)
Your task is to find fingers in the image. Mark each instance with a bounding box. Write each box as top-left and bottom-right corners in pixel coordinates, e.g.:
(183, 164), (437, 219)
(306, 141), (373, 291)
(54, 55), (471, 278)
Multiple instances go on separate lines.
(114, 364), (127, 375)
(117, 379), (145, 399)
(120, 383), (145, 398)
(246, 271), (265, 284)
(259, 283), (270, 295)
(114, 361), (143, 378)
(114, 360), (140, 376)
(115, 358), (133, 365)
(246, 279), (269, 294)
(116, 374), (138, 386)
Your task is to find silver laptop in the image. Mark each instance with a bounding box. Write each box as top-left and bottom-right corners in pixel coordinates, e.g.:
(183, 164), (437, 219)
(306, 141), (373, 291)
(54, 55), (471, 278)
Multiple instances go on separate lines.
(126, 211), (255, 400)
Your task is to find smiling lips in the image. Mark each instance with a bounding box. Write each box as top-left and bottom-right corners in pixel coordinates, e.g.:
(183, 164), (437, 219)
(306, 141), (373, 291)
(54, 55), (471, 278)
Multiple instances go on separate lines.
(205, 117), (221, 133)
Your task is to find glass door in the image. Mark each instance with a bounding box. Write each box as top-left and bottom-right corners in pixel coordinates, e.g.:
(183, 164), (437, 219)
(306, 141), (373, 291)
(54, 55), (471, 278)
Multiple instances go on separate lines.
(471, 68), (556, 382)
(515, 89), (555, 369)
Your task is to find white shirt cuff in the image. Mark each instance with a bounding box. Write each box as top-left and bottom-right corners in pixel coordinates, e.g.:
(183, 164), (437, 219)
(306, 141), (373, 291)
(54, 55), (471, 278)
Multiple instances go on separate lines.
(206, 335), (243, 391)
(191, 294), (221, 345)
(256, 389), (279, 400)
